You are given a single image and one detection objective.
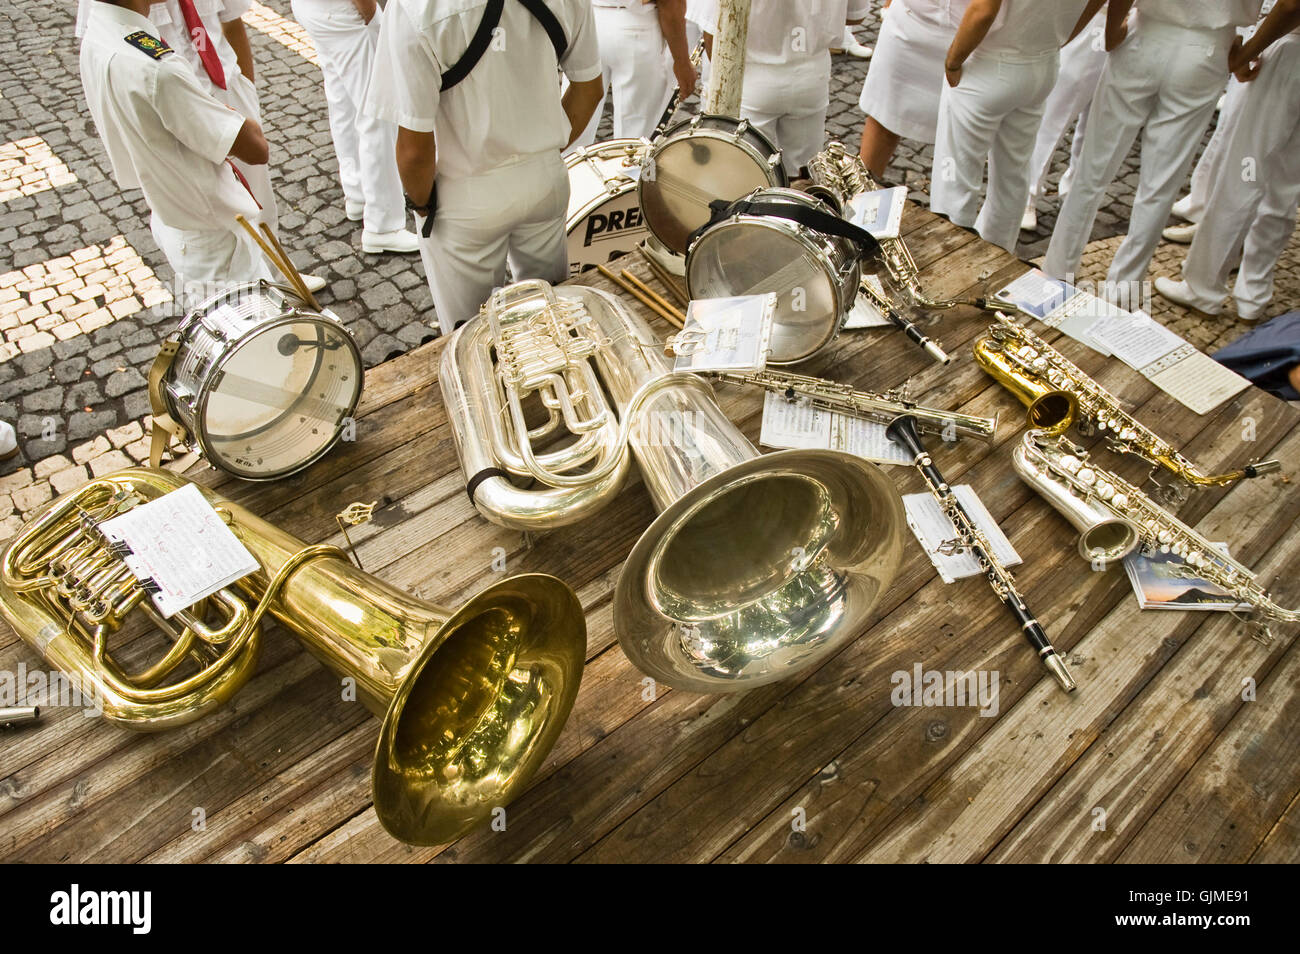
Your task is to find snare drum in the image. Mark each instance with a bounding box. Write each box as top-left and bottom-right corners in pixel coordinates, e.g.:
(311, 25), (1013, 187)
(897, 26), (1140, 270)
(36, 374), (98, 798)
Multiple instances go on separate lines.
(157, 281), (363, 480)
(565, 138), (651, 276)
(686, 188), (860, 366)
(638, 114), (787, 256)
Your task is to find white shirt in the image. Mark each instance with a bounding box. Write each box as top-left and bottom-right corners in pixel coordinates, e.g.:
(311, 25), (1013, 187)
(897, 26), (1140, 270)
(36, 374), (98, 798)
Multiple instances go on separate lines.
(80, 3), (258, 231)
(367, 0), (602, 180)
(968, 0), (1090, 54)
(149, 0), (251, 96)
(1138, 0), (1265, 30)
(693, 0), (872, 65)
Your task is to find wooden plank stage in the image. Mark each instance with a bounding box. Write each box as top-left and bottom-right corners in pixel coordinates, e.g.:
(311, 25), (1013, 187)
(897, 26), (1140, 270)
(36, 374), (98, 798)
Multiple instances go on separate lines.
(3, 207), (1298, 864)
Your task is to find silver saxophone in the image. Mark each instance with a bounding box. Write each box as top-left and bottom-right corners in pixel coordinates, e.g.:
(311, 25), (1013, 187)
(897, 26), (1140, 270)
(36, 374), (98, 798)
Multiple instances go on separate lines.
(709, 367), (998, 443)
(1013, 430), (1298, 644)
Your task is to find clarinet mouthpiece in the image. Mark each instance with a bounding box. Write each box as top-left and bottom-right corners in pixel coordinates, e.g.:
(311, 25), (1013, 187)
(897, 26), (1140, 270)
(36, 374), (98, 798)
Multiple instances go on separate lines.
(1043, 653), (1077, 694)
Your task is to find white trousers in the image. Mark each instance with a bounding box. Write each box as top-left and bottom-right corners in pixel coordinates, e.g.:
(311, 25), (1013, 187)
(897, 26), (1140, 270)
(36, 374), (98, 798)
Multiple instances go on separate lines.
(219, 72), (280, 235)
(1027, 15), (1106, 206)
(931, 49), (1060, 254)
(1180, 36), (1300, 314)
(741, 54), (832, 176)
(150, 213), (271, 310)
(1043, 20), (1234, 286)
(1176, 78), (1249, 223)
(576, 4), (673, 148)
(419, 151), (570, 334)
(292, 0), (406, 234)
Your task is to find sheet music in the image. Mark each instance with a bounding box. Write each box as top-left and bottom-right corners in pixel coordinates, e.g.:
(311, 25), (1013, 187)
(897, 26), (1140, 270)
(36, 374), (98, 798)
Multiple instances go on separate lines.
(671, 294), (775, 372)
(1087, 311), (1183, 370)
(903, 485), (1022, 583)
(996, 268), (1113, 355)
(849, 186), (907, 239)
(759, 391), (832, 450)
(843, 276), (892, 329)
(833, 416), (912, 465)
(1146, 349), (1251, 415)
(98, 483), (259, 618)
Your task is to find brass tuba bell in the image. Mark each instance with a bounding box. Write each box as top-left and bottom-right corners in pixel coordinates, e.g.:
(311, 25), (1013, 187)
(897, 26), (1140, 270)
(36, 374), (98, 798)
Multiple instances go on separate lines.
(0, 469), (586, 845)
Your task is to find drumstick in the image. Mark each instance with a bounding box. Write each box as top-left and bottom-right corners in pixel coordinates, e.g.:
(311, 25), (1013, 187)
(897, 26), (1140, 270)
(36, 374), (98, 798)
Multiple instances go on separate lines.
(259, 221), (321, 310)
(236, 215), (312, 305)
(621, 269), (686, 327)
(595, 264), (684, 329)
(634, 245), (688, 307)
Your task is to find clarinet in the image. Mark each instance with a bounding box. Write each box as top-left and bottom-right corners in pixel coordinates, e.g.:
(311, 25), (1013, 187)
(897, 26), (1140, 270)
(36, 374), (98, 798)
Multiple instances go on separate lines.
(860, 277), (950, 365)
(885, 414), (1077, 693)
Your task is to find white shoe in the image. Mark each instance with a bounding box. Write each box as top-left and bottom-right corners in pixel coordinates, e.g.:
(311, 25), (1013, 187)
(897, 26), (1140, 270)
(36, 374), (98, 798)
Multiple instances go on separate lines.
(1170, 195), (1197, 222)
(0, 421), (17, 461)
(362, 229), (421, 254)
(1057, 164), (1075, 197)
(1154, 276), (1223, 315)
(345, 200), (365, 222)
(834, 27), (873, 58)
(1236, 301), (1268, 322)
(1020, 204), (1037, 232)
(1162, 222), (1198, 244)
(300, 274), (327, 294)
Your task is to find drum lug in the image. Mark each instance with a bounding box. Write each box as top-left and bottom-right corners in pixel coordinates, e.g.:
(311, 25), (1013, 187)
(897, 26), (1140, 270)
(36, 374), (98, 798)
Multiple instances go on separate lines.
(733, 119), (749, 138)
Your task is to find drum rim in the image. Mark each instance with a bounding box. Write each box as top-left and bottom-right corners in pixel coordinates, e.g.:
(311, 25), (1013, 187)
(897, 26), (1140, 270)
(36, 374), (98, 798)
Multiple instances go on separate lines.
(685, 215), (853, 365)
(173, 278), (308, 337)
(187, 312), (364, 481)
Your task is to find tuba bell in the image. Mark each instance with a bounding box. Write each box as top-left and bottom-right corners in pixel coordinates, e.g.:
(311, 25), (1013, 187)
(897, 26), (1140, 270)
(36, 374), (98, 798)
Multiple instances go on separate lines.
(0, 468), (586, 845)
(441, 279), (907, 693)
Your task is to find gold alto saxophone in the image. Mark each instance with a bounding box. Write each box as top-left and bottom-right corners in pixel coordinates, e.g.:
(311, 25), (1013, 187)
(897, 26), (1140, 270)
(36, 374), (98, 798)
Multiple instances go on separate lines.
(1013, 430), (1299, 644)
(709, 367), (998, 443)
(975, 311), (1281, 499)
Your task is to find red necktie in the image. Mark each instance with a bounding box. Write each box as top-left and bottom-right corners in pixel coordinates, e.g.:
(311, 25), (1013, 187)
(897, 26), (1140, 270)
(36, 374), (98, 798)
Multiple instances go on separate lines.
(177, 0), (227, 90)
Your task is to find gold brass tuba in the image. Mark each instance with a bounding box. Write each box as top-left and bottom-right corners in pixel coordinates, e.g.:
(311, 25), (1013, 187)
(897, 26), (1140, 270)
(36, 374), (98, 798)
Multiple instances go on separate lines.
(441, 279), (907, 693)
(0, 468), (586, 845)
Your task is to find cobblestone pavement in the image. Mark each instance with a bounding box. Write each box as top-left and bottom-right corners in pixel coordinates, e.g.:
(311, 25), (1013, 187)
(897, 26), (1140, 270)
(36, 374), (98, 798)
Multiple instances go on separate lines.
(1, 0), (1297, 534)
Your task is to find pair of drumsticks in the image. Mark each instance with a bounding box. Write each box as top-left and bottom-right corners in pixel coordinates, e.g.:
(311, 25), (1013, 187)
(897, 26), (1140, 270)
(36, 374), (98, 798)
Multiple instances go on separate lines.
(235, 214), (321, 311)
(595, 248), (688, 329)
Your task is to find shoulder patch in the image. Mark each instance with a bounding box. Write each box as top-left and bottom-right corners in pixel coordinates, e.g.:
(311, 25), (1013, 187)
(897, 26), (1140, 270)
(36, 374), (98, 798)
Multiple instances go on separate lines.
(124, 31), (174, 60)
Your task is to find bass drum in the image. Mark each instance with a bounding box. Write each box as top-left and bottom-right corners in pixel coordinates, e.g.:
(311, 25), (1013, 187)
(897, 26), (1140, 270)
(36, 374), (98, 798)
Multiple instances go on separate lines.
(565, 138), (650, 276)
(159, 280), (363, 480)
(638, 114), (786, 256)
(686, 188), (860, 366)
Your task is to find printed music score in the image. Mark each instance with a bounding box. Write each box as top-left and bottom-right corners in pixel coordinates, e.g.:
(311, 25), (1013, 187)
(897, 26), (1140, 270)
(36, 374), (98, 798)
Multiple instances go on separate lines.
(902, 486), (1022, 583)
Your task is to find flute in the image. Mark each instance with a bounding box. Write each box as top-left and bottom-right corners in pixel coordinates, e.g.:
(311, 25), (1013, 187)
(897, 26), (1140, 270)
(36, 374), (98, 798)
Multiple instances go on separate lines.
(885, 414), (1077, 693)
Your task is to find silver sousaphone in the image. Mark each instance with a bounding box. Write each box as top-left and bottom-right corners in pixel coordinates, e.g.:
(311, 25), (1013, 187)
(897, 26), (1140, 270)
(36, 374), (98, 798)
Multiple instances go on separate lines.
(440, 279), (906, 693)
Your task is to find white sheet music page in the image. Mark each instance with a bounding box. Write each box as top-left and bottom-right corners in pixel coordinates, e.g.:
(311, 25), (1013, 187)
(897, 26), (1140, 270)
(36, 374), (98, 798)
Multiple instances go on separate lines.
(902, 485), (1022, 583)
(672, 294), (775, 372)
(995, 269), (1113, 354)
(843, 275), (893, 329)
(833, 415), (911, 465)
(98, 483), (259, 618)
(759, 391), (833, 450)
(848, 186), (907, 239)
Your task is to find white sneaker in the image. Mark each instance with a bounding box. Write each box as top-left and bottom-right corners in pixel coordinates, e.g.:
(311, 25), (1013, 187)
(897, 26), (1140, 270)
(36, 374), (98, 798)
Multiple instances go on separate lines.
(345, 200), (365, 222)
(300, 274), (327, 294)
(836, 27), (873, 58)
(1161, 222), (1198, 244)
(0, 421), (17, 461)
(362, 229), (421, 254)
(1236, 301), (1268, 322)
(1020, 204), (1038, 232)
(1170, 195), (1197, 222)
(1154, 276), (1223, 315)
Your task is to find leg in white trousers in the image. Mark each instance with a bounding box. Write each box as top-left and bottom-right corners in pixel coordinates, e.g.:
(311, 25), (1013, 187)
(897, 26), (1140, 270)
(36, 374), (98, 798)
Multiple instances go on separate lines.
(419, 152), (570, 335)
(931, 51), (1059, 254)
(1175, 77), (1249, 223)
(221, 73), (280, 234)
(150, 214), (271, 310)
(1043, 21), (1234, 287)
(575, 5), (673, 148)
(741, 55), (832, 176)
(1027, 17), (1106, 207)
(1179, 38), (1300, 314)
(292, 0), (406, 234)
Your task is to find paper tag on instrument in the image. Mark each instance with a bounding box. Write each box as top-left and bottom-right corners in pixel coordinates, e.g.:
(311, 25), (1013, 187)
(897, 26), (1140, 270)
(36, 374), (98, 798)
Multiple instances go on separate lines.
(759, 392), (910, 465)
(98, 483), (259, 618)
(843, 275), (892, 329)
(848, 186), (907, 239)
(902, 485), (1022, 583)
(671, 294), (775, 372)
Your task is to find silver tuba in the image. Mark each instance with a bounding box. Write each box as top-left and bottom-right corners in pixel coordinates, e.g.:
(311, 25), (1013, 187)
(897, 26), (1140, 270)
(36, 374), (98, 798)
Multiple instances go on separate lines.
(440, 280), (907, 692)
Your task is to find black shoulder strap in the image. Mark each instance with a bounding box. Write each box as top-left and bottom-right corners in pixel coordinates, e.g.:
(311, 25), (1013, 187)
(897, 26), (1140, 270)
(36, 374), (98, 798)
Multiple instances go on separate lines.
(440, 0), (566, 92)
(687, 196), (884, 260)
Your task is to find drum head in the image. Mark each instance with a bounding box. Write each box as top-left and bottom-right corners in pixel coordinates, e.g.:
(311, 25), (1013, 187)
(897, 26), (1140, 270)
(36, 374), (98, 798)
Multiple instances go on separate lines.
(640, 129), (782, 255)
(687, 219), (842, 365)
(196, 316), (362, 480)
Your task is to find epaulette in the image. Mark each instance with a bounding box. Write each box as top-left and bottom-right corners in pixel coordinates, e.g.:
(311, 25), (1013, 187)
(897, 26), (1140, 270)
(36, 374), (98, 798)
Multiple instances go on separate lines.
(124, 31), (174, 60)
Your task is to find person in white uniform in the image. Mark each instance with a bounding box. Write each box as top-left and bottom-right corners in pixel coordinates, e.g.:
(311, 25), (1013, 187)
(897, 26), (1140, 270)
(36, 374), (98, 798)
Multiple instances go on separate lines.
(695, 0), (869, 177)
(857, 0), (956, 177)
(367, 0), (605, 335)
(1043, 0), (1264, 299)
(80, 0), (272, 306)
(574, 1), (694, 148)
(1155, 0), (1300, 321)
(930, 0), (1102, 254)
(291, 0), (420, 254)
(1022, 7), (1107, 232)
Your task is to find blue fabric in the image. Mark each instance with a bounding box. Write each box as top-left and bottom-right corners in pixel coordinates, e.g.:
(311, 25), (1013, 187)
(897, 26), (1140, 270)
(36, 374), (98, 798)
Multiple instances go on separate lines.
(1213, 311), (1300, 402)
